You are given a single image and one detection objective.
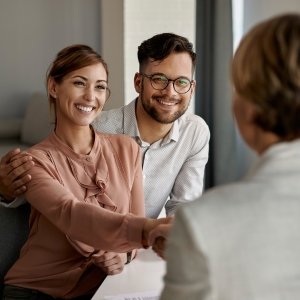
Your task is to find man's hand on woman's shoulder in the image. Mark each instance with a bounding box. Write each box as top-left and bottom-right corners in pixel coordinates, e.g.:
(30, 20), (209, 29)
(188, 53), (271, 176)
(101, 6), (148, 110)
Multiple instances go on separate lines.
(0, 148), (34, 201)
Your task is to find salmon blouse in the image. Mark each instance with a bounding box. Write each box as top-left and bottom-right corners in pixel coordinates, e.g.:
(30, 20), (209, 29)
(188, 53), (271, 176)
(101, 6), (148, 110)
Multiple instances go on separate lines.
(5, 130), (145, 298)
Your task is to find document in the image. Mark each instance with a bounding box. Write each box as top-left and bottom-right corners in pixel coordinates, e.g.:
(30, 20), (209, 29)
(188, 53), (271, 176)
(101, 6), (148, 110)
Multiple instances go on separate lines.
(103, 290), (159, 300)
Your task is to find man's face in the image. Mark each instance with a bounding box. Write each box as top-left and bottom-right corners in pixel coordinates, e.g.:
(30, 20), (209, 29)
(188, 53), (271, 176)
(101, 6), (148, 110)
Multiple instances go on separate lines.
(134, 52), (195, 124)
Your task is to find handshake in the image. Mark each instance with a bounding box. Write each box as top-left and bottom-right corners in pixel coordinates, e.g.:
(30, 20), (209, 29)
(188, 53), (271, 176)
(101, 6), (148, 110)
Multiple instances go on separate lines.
(142, 217), (174, 259)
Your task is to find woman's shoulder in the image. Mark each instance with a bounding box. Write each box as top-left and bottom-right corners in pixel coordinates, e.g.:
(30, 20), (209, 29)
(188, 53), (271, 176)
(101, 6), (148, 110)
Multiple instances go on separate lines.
(26, 135), (56, 161)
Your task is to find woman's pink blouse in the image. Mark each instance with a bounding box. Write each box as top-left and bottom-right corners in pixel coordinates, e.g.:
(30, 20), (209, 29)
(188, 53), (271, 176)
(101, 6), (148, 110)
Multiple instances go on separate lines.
(5, 131), (145, 298)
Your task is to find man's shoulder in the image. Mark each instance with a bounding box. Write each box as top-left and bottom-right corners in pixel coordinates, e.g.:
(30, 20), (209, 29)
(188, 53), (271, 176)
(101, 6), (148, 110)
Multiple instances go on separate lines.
(100, 106), (124, 118)
(95, 106), (124, 122)
(179, 113), (209, 130)
(93, 106), (125, 134)
(178, 113), (210, 141)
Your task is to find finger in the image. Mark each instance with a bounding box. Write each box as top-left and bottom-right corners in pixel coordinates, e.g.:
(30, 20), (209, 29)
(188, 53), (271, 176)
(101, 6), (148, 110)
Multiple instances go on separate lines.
(102, 252), (126, 268)
(10, 174), (32, 195)
(152, 239), (166, 259)
(102, 252), (117, 260)
(0, 148), (21, 164)
(152, 237), (166, 257)
(161, 216), (174, 224)
(153, 248), (165, 260)
(104, 259), (125, 273)
(13, 185), (28, 197)
(152, 237), (165, 253)
(0, 156), (34, 199)
(93, 253), (117, 266)
(93, 252), (116, 264)
(9, 155), (34, 175)
(6, 160), (34, 195)
(107, 266), (124, 275)
(101, 257), (119, 268)
(155, 236), (166, 250)
(7, 160), (34, 181)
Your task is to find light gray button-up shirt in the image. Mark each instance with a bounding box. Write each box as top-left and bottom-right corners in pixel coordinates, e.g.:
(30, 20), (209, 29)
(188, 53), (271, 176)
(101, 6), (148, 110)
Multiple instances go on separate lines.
(92, 99), (210, 218)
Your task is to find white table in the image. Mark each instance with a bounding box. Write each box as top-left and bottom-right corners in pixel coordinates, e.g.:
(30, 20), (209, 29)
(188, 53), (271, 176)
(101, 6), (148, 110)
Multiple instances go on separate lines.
(92, 248), (166, 300)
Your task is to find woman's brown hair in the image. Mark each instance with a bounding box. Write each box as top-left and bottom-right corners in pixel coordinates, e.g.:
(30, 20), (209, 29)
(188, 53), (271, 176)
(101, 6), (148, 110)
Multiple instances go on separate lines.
(232, 13), (300, 139)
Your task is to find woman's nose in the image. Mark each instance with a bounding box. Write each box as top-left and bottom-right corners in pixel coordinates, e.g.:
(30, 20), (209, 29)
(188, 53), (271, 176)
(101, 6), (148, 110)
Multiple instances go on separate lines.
(84, 87), (95, 101)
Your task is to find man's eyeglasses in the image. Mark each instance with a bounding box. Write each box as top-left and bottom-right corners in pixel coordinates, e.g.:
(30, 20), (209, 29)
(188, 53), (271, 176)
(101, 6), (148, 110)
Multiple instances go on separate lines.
(141, 73), (193, 94)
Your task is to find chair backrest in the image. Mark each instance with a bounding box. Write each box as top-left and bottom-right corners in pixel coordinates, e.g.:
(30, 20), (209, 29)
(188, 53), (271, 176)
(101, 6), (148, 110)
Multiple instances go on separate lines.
(0, 203), (30, 296)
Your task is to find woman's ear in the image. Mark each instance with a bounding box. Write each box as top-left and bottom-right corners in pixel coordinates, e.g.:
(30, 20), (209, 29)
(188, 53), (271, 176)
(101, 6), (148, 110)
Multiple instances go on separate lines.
(134, 72), (142, 93)
(48, 77), (57, 99)
(245, 100), (258, 124)
(232, 94), (257, 124)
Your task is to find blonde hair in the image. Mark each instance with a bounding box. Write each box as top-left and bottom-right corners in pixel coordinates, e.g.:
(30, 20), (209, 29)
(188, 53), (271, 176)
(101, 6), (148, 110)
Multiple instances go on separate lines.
(232, 13), (300, 139)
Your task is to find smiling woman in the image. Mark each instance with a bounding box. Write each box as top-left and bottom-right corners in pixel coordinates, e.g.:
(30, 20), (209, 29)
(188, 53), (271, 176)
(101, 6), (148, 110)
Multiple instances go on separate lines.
(47, 45), (110, 135)
(2, 45), (166, 300)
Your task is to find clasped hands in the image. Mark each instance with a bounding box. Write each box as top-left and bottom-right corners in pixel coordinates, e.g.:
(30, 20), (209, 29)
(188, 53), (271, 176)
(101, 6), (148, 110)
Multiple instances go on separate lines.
(143, 217), (174, 259)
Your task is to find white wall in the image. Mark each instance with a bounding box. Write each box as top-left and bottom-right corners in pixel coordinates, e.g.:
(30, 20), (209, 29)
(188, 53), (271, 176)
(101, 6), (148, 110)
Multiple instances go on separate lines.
(0, 0), (101, 119)
(100, 0), (196, 111)
(244, 0), (300, 31)
(1, 0), (196, 118)
(124, 0), (196, 106)
(99, 0), (124, 111)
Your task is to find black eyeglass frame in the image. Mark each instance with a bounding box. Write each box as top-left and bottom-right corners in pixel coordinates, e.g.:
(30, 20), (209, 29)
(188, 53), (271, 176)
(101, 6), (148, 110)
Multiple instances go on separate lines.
(141, 73), (194, 94)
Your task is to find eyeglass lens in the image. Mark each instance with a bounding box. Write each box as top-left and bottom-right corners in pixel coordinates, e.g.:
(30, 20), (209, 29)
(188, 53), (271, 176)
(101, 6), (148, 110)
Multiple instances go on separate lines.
(149, 74), (191, 94)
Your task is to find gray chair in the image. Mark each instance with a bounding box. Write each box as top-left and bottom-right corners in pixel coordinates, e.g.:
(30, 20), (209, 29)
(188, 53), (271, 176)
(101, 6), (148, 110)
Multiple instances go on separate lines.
(0, 203), (30, 296)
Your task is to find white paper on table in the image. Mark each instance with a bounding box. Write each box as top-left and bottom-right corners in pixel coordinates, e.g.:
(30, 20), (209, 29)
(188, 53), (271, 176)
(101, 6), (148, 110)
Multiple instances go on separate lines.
(103, 290), (159, 300)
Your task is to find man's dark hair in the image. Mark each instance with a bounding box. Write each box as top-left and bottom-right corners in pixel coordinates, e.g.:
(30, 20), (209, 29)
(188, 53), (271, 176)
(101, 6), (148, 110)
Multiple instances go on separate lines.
(137, 33), (196, 71)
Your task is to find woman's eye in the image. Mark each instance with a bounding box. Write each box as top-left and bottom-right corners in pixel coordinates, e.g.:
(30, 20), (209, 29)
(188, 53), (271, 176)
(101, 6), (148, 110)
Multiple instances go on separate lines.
(74, 81), (85, 87)
(96, 84), (107, 91)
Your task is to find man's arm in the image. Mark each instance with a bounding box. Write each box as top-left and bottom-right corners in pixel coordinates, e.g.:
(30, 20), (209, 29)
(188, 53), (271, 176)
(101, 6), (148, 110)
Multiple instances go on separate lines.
(0, 148), (34, 204)
(165, 131), (210, 216)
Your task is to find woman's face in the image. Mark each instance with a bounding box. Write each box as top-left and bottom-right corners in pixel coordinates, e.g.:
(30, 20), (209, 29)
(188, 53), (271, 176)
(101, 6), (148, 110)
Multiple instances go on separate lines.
(49, 63), (108, 130)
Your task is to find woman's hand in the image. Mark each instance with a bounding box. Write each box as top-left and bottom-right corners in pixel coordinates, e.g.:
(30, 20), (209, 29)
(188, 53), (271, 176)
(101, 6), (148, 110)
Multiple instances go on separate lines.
(92, 251), (127, 275)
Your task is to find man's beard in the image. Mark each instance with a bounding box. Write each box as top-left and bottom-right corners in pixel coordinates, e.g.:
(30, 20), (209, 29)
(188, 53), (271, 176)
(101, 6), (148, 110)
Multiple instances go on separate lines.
(140, 85), (190, 124)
